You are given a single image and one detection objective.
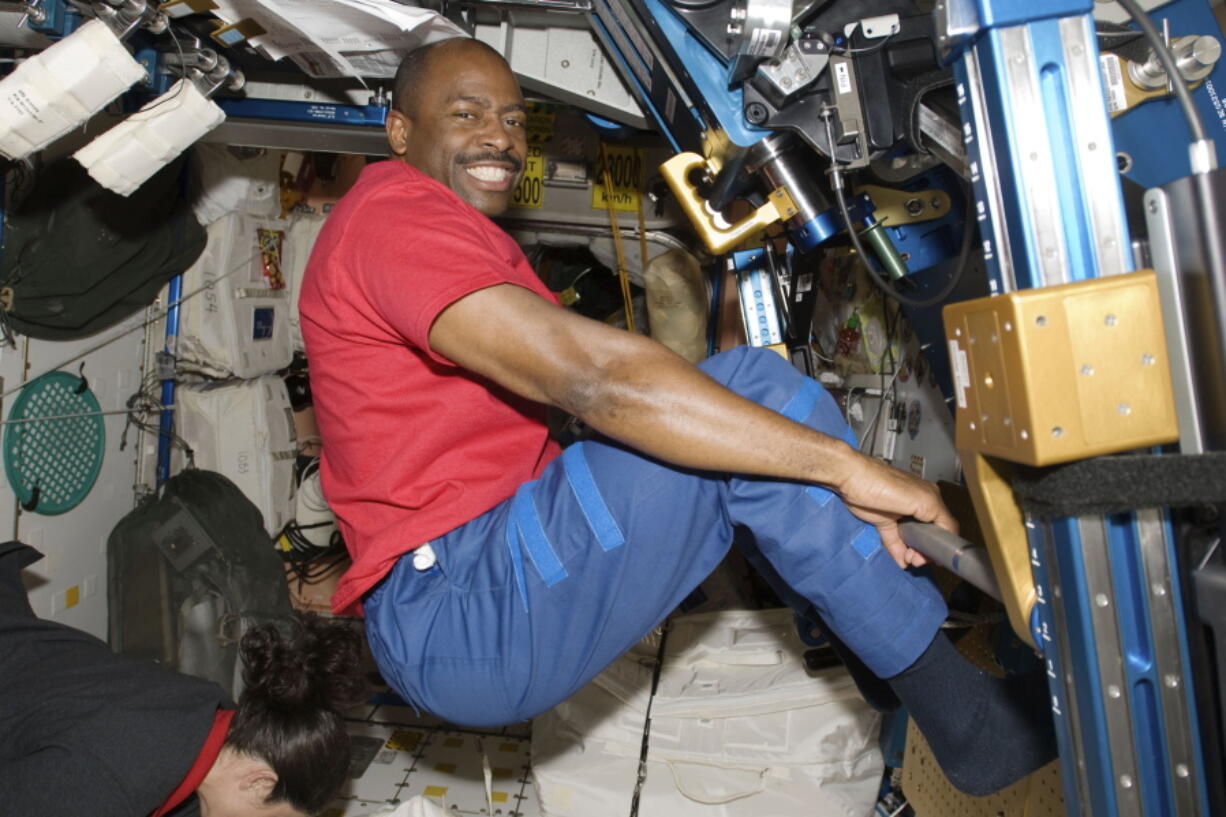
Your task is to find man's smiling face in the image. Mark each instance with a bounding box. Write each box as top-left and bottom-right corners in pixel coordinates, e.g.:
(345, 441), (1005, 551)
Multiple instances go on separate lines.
(387, 41), (527, 216)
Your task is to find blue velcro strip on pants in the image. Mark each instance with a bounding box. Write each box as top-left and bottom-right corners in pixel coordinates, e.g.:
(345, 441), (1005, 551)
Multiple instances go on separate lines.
(805, 484), (836, 507)
(504, 522), (530, 613)
(780, 378), (823, 424)
(510, 482), (568, 587)
(851, 527), (882, 560)
(561, 444), (625, 552)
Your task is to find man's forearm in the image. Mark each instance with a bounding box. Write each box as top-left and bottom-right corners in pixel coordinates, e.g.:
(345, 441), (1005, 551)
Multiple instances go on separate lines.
(554, 332), (858, 492)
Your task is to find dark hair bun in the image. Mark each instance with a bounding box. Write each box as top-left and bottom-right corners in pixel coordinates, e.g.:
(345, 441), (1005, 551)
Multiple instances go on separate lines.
(239, 613), (366, 712)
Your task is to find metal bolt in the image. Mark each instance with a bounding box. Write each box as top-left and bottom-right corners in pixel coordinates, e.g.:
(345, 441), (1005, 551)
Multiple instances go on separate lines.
(1142, 354), (1155, 366)
(1164, 674), (1179, 688)
(905, 198), (924, 216)
(1081, 365), (1095, 376)
(1095, 593), (1109, 607)
(1004, 321), (1013, 332)
(1036, 315), (1048, 327)
(931, 196), (942, 209)
(1020, 429), (1030, 440)
(970, 421), (978, 431)
(744, 102), (769, 124)
(1088, 141), (1097, 151)
(1147, 198), (1158, 214)
(955, 327), (963, 336)
(1152, 582), (1167, 597)
(1176, 764), (1190, 779)
(1051, 426), (1063, 438)
(1003, 416), (1012, 426)
(1120, 775), (1134, 790)
(1030, 151), (1039, 161)
(1105, 313), (1118, 326)
(1108, 685), (1122, 699)
(561, 59), (570, 68)
(1119, 403), (1132, 416)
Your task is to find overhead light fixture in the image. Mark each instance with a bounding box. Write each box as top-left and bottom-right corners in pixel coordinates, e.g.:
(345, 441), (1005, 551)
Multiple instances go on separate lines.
(0, 18), (147, 161)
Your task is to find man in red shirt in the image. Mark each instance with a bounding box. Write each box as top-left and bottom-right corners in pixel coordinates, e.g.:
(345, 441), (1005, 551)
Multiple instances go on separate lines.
(300, 37), (1055, 796)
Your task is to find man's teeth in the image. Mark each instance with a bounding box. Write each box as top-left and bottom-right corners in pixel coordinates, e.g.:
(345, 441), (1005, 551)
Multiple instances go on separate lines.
(466, 166), (511, 182)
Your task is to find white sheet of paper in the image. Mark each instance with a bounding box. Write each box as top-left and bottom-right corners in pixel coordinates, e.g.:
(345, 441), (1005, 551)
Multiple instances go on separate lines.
(208, 0), (466, 78)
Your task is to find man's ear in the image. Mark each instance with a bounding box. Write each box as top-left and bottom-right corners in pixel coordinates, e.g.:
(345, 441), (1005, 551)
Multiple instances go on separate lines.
(240, 763), (278, 802)
(386, 109), (412, 157)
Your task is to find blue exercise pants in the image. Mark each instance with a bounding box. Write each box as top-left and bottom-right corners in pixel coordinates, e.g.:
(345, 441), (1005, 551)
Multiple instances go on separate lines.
(364, 346), (948, 727)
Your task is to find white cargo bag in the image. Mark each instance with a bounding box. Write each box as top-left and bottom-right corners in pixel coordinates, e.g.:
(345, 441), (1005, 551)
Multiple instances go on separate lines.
(283, 214), (327, 353)
(178, 212), (296, 379)
(532, 608), (882, 817)
(175, 376), (297, 535)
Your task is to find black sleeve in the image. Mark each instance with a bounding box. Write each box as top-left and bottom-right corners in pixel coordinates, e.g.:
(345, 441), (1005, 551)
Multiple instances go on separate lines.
(0, 743), (135, 817)
(0, 541), (41, 618)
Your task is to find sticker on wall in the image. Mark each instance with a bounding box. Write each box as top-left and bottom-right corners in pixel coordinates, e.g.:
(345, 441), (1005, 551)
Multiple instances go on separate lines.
(511, 145), (545, 210)
(592, 143), (643, 212)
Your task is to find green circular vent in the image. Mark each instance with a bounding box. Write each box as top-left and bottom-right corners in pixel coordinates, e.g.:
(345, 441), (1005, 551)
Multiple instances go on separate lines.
(4, 371), (106, 515)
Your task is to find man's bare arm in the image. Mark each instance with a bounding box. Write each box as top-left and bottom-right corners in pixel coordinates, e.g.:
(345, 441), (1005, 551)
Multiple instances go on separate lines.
(429, 284), (955, 566)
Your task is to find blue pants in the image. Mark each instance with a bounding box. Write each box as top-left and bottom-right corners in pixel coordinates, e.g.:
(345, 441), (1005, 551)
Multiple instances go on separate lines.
(364, 347), (947, 727)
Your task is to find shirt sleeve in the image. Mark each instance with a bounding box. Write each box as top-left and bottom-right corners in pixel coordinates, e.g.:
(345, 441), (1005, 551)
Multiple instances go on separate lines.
(343, 188), (522, 361)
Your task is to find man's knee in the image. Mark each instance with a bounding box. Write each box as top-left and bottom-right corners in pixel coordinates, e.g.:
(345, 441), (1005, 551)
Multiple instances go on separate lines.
(698, 345), (799, 391)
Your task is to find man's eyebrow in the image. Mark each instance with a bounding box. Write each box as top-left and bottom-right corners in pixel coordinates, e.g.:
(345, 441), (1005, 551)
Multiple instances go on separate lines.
(450, 95), (526, 114)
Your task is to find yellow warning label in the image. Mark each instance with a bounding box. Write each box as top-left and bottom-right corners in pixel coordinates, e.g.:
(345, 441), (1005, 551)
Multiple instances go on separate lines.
(524, 101), (557, 145)
(65, 585), (80, 609)
(423, 786), (449, 798)
(511, 145), (545, 210)
(386, 730), (421, 751)
(492, 792), (509, 803)
(592, 144), (643, 213)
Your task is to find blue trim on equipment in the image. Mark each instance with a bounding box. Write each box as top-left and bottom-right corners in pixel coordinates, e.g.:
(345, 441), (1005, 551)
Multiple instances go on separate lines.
(640, 0), (768, 148)
(562, 445), (626, 552)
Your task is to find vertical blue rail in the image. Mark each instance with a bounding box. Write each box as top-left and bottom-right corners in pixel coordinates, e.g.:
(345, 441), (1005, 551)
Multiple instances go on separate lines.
(156, 274), (182, 485)
(949, 0), (1211, 813)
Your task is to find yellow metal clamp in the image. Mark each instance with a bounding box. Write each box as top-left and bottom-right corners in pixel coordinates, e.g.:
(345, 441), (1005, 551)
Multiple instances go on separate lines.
(944, 270), (1180, 648)
(659, 152), (798, 255)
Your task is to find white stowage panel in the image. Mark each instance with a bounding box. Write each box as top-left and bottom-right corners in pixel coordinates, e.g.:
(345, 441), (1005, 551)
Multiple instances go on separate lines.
(532, 608), (883, 817)
(283, 214), (327, 353)
(178, 212), (297, 379)
(176, 376), (297, 536)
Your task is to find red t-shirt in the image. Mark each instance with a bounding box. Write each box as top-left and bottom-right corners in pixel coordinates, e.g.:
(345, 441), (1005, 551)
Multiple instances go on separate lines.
(300, 161), (561, 615)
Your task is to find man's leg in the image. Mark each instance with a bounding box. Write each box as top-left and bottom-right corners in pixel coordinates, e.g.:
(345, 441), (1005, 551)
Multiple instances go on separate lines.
(363, 345), (1053, 793)
(701, 347), (1055, 796)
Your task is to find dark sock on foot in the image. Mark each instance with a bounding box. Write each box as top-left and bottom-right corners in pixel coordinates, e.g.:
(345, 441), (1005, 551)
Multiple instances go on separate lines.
(887, 630), (1058, 796)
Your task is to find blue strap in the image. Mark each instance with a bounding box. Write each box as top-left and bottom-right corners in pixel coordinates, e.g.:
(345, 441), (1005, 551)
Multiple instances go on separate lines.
(805, 484), (836, 507)
(561, 445), (625, 552)
(851, 527), (883, 560)
(510, 482), (568, 588)
(504, 518), (530, 613)
(780, 378), (823, 424)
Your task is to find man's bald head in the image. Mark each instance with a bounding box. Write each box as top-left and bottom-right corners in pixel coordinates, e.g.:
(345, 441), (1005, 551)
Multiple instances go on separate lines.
(392, 38), (509, 119)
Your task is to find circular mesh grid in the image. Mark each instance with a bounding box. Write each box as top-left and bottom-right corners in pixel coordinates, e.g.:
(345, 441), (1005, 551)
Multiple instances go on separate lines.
(3, 371), (105, 515)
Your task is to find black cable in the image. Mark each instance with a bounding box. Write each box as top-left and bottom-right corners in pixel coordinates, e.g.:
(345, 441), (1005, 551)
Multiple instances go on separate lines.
(823, 109), (977, 309)
(1113, 0), (1207, 145)
(832, 31), (896, 56)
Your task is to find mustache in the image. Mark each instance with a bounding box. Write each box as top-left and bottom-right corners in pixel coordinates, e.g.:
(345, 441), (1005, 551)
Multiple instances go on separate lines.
(455, 151), (522, 172)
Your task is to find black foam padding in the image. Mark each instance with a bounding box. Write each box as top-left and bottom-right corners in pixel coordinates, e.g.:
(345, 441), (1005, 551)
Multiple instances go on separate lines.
(1012, 453), (1226, 519)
